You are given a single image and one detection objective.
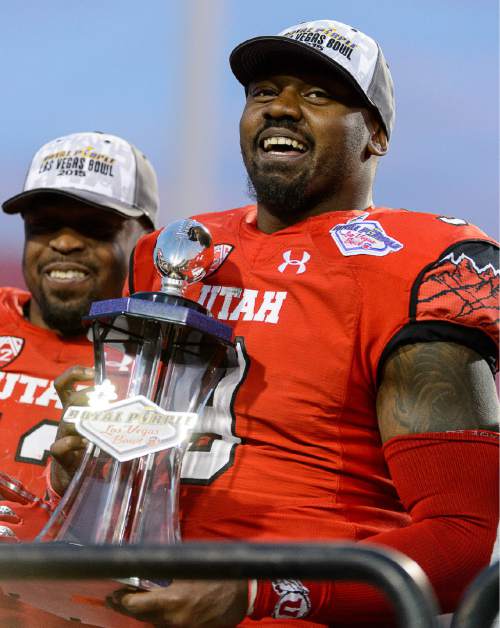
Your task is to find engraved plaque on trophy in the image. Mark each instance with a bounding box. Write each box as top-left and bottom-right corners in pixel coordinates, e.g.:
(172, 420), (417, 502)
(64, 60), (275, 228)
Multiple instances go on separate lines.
(1, 220), (235, 627)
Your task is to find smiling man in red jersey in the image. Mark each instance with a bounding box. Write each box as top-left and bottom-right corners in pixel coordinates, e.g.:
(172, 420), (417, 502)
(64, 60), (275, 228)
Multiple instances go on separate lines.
(0, 131), (156, 507)
(0, 131), (157, 626)
(56, 20), (498, 628)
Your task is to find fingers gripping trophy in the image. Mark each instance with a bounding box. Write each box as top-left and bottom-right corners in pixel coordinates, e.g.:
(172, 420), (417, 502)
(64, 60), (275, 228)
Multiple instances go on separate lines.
(2, 220), (236, 627)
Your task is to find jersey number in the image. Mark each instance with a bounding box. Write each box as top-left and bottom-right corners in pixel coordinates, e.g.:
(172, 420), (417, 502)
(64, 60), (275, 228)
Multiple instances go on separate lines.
(16, 419), (59, 466)
(13, 340), (249, 478)
(181, 338), (249, 484)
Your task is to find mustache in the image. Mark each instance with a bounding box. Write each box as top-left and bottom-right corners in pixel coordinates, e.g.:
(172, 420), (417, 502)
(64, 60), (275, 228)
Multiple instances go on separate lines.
(37, 255), (99, 275)
(254, 119), (315, 149)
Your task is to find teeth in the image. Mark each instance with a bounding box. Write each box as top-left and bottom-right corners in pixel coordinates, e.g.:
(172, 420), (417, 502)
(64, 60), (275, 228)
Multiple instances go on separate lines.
(48, 270), (87, 280)
(263, 137), (306, 152)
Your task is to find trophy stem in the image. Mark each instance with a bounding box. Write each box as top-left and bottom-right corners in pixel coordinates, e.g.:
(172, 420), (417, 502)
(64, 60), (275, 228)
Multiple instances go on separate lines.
(127, 337), (162, 397)
(94, 462), (124, 544)
(160, 277), (184, 296)
(126, 454), (155, 543)
(126, 447), (183, 545)
(111, 459), (141, 544)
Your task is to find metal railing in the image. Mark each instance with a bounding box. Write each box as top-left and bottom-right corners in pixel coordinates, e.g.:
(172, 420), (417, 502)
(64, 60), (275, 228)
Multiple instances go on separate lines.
(0, 541), (441, 627)
(451, 562), (499, 628)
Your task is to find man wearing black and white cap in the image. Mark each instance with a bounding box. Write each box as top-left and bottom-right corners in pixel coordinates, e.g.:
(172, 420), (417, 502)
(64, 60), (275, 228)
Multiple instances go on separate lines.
(61, 20), (498, 627)
(0, 132), (156, 528)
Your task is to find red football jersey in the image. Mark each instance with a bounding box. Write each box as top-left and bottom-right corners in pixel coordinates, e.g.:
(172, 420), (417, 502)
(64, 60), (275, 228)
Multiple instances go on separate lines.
(0, 287), (94, 498)
(129, 205), (498, 546)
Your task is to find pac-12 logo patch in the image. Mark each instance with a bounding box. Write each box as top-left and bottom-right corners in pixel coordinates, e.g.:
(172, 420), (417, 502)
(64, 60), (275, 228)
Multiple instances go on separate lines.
(330, 213), (403, 257)
(206, 244), (234, 277)
(0, 336), (24, 367)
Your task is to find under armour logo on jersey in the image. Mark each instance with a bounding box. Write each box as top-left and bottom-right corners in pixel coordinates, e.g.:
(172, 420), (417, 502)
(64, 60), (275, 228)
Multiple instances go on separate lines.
(278, 250), (311, 274)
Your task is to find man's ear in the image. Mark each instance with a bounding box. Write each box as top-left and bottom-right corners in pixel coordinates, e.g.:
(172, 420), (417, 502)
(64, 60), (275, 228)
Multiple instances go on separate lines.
(367, 124), (388, 157)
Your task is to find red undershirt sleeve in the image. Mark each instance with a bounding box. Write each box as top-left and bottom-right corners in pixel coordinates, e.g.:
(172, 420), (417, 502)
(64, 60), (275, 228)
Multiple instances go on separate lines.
(251, 431), (499, 626)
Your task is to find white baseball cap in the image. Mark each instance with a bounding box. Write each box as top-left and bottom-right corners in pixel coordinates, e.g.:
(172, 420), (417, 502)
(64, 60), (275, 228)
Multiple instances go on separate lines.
(2, 131), (159, 227)
(230, 19), (395, 139)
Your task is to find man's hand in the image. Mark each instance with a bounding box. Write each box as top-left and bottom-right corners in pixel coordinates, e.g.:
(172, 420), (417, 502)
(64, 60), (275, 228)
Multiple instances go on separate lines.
(50, 366), (95, 496)
(54, 365), (95, 409)
(111, 580), (248, 627)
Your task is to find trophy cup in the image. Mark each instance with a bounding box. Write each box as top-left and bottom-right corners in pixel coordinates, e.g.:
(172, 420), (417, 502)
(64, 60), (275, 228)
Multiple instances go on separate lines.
(1, 219), (235, 627)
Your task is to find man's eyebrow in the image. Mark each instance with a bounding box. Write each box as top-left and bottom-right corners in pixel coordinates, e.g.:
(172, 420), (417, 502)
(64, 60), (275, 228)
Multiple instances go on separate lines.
(249, 78), (275, 85)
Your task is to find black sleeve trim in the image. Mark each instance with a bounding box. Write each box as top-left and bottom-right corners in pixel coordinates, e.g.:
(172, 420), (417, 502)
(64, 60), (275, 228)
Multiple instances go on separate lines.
(128, 245), (136, 295)
(377, 320), (498, 385)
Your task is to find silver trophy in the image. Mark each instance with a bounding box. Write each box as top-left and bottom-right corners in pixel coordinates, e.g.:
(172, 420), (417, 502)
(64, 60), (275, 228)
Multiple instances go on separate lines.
(1, 220), (235, 627)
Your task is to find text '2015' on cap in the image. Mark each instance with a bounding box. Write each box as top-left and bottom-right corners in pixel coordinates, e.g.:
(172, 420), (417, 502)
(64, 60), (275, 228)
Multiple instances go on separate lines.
(2, 131), (159, 228)
(230, 19), (395, 139)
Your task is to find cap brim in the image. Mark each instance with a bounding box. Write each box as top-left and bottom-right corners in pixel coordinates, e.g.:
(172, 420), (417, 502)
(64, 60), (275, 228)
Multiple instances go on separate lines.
(230, 35), (369, 104)
(2, 187), (150, 221)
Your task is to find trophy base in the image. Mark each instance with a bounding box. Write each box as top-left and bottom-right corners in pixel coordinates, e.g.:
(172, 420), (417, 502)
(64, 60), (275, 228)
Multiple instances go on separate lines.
(1, 578), (160, 627)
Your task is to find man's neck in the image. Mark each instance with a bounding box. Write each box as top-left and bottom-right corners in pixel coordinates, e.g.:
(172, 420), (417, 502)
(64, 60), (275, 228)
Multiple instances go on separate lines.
(256, 190), (374, 234)
(25, 299), (84, 338)
(25, 299), (49, 330)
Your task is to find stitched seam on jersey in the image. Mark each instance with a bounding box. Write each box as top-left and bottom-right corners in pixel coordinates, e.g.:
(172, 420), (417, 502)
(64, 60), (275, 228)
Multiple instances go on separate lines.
(303, 227), (363, 513)
(323, 260), (362, 514)
(337, 270), (368, 513)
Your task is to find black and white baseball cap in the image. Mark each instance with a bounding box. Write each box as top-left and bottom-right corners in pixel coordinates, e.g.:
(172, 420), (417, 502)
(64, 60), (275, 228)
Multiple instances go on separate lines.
(230, 19), (395, 139)
(2, 131), (159, 227)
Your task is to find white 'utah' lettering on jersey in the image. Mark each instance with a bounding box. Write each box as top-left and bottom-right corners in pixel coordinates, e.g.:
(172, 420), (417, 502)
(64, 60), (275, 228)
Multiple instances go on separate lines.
(198, 285), (287, 324)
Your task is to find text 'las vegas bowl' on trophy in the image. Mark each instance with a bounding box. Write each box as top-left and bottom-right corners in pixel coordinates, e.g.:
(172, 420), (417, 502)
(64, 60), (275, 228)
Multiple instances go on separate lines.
(2, 219), (236, 627)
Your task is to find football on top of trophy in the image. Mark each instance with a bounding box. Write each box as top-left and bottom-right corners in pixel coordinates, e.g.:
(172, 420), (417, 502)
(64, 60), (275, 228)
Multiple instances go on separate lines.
(153, 219), (214, 295)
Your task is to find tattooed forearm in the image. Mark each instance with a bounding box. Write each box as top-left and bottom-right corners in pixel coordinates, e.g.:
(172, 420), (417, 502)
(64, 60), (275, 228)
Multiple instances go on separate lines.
(376, 341), (499, 443)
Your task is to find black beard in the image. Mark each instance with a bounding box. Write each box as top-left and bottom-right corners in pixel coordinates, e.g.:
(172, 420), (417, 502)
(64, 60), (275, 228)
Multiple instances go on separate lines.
(246, 168), (313, 217)
(243, 116), (367, 220)
(243, 119), (318, 218)
(36, 291), (98, 336)
(245, 150), (344, 220)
